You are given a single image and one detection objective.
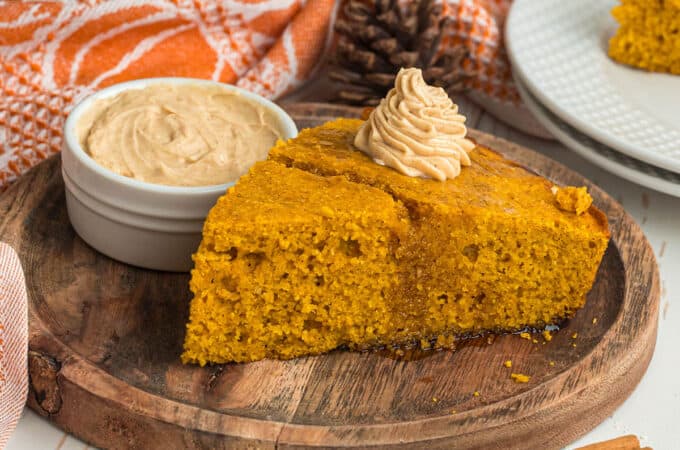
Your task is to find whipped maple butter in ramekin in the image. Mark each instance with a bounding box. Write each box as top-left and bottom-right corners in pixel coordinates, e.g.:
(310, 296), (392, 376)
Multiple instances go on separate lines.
(78, 83), (283, 187)
(62, 78), (297, 271)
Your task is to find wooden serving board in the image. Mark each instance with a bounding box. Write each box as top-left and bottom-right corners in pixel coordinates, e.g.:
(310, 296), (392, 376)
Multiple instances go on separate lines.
(0, 103), (659, 449)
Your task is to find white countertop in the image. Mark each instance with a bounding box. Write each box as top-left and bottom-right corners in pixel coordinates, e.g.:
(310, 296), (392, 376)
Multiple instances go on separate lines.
(6, 100), (679, 449)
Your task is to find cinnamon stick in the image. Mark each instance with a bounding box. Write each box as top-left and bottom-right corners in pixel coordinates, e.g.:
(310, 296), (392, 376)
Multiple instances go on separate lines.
(575, 434), (649, 450)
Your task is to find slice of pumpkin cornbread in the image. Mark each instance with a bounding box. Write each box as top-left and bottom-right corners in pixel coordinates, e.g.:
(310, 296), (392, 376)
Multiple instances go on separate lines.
(183, 119), (610, 365)
(608, 0), (680, 74)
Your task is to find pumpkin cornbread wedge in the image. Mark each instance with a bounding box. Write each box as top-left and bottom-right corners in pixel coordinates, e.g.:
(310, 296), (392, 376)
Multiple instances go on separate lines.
(608, 0), (680, 74)
(183, 119), (610, 365)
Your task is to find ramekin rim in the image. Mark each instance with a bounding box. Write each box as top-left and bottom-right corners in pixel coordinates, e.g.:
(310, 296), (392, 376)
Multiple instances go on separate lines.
(63, 77), (298, 196)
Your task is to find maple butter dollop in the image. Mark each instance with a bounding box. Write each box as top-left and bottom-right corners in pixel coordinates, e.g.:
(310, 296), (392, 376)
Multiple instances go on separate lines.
(80, 84), (282, 187)
(354, 68), (475, 181)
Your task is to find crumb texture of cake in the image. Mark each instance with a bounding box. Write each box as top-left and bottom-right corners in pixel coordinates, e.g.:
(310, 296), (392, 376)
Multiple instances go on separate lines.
(182, 119), (610, 365)
(609, 0), (680, 74)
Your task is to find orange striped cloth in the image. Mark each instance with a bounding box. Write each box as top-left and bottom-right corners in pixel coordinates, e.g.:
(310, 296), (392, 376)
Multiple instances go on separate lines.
(0, 0), (338, 190)
(0, 0), (533, 441)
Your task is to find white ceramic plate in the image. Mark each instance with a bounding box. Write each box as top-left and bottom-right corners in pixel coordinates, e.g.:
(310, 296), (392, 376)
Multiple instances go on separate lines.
(515, 75), (680, 197)
(506, 0), (680, 173)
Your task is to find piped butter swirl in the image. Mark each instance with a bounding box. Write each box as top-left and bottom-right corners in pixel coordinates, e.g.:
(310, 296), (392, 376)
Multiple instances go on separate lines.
(354, 68), (475, 181)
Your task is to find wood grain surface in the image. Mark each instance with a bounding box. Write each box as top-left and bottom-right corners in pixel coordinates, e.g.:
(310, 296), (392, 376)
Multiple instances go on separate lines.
(0, 103), (659, 449)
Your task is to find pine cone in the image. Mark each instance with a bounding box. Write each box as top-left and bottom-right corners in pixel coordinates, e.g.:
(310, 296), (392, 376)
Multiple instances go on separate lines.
(329, 0), (474, 106)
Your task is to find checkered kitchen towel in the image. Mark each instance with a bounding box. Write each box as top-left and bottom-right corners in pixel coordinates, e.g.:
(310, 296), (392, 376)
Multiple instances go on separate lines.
(0, 0), (539, 442)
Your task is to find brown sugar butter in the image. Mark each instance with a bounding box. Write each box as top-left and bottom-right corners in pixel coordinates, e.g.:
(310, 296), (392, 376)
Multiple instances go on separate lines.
(79, 84), (282, 187)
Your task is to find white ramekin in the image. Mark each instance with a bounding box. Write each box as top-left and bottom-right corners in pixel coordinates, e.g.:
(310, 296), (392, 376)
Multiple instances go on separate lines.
(62, 77), (298, 272)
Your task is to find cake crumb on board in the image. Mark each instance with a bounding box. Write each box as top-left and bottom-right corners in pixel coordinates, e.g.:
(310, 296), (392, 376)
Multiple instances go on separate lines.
(510, 373), (530, 383)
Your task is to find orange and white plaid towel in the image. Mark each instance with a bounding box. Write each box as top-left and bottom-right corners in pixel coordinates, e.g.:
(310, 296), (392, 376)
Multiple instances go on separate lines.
(0, 0), (539, 441)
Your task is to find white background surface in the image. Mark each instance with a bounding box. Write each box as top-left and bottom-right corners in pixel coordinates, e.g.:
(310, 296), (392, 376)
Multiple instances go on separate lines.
(5, 98), (679, 449)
